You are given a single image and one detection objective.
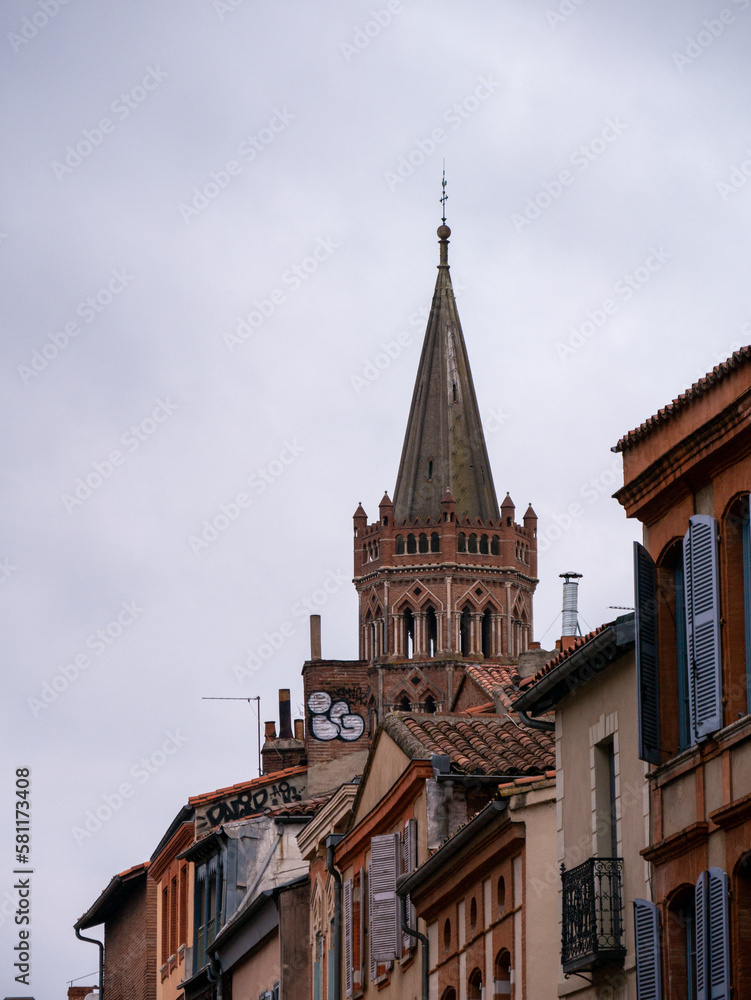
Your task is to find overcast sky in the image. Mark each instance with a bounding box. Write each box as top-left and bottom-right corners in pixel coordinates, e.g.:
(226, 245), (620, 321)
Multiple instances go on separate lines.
(2, 0), (750, 994)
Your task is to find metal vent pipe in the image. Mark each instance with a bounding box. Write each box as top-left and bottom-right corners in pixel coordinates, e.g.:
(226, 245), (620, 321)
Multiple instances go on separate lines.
(560, 572), (582, 637)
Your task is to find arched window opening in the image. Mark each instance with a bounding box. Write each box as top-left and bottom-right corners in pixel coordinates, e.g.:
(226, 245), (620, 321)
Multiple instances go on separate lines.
(441, 989), (457, 1000)
(443, 918), (451, 953)
(407, 533), (417, 554)
(665, 886), (696, 999)
(397, 694), (411, 712)
(419, 532), (429, 553)
(424, 694), (437, 714)
(491, 535), (500, 555)
(395, 534), (405, 555)
(497, 876), (506, 916)
(426, 606), (438, 657)
(458, 532), (466, 553)
(431, 531), (440, 552)
(480, 534), (489, 555)
(468, 533), (478, 554)
(404, 607), (415, 659)
(469, 896), (478, 934)
(482, 607), (493, 659)
(362, 543), (368, 562)
(460, 606), (472, 657)
(494, 950), (511, 995)
(467, 968), (483, 1000)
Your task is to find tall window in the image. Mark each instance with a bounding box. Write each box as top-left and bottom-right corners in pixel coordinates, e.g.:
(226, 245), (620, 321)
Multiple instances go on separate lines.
(594, 736), (617, 858)
(426, 606), (438, 656)
(193, 856), (224, 973)
(403, 608), (415, 659)
(725, 496), (751, 718)
(667, 887), (696, 999)
(482, 607), (493, 659)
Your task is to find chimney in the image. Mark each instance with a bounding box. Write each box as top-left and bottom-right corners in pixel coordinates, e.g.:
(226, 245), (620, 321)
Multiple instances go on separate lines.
(264, 721), (277, 741)
(310, 614), (322, 660)
(560, 572), (582, 651)
(279, 689), (293, 739)
(294, 718), (305, 740)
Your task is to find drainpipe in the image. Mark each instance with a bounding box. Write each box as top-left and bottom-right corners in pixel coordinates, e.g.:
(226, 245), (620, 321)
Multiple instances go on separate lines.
(75, 927), (104, 1000)
(399, 893), (429, 1000)
(206, 953), (223, 1000)
(516, 709), (555, 733)
(326, 833), (344, 1000)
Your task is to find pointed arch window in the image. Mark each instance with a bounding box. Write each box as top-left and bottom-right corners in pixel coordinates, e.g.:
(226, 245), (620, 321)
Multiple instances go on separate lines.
(460, 606), (473, 657)
(424, 694), (436, 714)
(482, 607), (493, 659)
(403, 607), (415, 659)
(426, 606), (438, 656)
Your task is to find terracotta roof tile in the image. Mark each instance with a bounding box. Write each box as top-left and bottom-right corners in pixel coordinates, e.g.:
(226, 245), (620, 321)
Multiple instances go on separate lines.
(382, 713), (554, 775)
(463, 664), (519, 709)
(188, 765), (307, 808)
(262, 794), (332, 819)
(523, 622), (613, 688)
(614, 346), (751, 452)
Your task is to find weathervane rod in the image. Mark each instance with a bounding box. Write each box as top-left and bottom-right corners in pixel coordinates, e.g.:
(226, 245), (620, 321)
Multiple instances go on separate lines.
(440, 162), (448, 223)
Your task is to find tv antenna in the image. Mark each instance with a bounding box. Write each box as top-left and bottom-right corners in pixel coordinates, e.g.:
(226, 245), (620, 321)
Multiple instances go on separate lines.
(202, 696), (262, 776)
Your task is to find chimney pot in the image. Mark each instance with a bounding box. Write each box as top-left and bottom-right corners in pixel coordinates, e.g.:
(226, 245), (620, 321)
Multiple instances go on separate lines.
(310, 615), (322, 660)
(294, 718), (305, 740)
(264, 721), (277, 741)
(279, 688), (293, 739)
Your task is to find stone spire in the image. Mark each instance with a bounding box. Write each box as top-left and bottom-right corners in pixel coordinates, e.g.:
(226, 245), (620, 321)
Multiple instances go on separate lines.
(393, 221), (500, 523)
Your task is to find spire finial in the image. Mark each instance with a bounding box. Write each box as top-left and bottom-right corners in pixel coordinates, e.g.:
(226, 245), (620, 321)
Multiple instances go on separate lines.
(437, 164), (450, 266)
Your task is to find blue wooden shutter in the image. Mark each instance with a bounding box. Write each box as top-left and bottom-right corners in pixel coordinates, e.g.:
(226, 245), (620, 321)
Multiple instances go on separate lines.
(695, 870), (709, 1000)
(742, 496), (751, 714)
(684, 516), (722, 741)
(634, 542), (661, 764)
(707, 868), (730, 1000)
(344, 879), (354, 998)
(369, 833), (401, 963)
(633, 899), (662, 1000)
(402, 819), (417, 952)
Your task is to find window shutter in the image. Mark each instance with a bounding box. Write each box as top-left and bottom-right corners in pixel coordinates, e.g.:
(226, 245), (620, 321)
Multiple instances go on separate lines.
(634, 542), (661, 764)
(684, 516), (722, 741)
(369, 833), (401, 963)
(327, 948), (335, 1000)
(633, 899), (661, 1000)
(707, 868), (730, 1000)
(402, 819), (417, 952)
(313, 960), (321, 1000)
(344, 879), (354, 998)
(695, 870), (709, 1000)
(366, 866), (377, 982)
(742, 496), (751, 714)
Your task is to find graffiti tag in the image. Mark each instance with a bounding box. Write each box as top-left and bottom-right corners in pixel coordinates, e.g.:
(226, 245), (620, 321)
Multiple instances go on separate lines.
(196, 777), (305, 832)
(308, 691), (365, 742)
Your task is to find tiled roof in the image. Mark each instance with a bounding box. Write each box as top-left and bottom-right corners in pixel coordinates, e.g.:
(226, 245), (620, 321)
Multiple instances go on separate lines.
(381, 713), (554, 775)
(75, 861), (150, 929)
(464, 664), (519, 710)
(188, 765), (307, 807)
(517, 623), (613, 692)
(613, 346), (751, 452)
(263, 794), (332, 819)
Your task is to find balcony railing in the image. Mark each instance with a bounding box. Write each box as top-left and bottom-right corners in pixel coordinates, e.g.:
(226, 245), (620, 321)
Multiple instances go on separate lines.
(561, 858), (626, 974)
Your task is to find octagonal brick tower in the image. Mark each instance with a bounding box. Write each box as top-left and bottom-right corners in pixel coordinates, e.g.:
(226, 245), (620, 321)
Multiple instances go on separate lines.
(353, 222), (538, 720)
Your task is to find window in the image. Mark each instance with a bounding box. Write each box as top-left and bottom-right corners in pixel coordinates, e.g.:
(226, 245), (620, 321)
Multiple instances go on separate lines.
(468, 533), (477, 554)
(426, 606), (438, 656)
(395, 534), (405, 555)
(482, 607), (493, 659)
(497, 876), (506, 916)
(491, 535), (500, 555)
(402, 819), (417, 953)
(403, 608), (415, 659)
(480, 534), (489, 554)
(193, 855), (224, 973)
(494, 950), (511, 996)
(666, 887), (696, 999)
(468, 968), (483, 999)
(443, 918), (451, 953)
(635, 515), (722, 764)
(431, 531), (440, 552)
(419, 532), (428, 553)
(725, 496), (751, 717)
(634, 899), (662, 1000)
(594, 737), (617, 858)
(460, 606), (472, 657)
(469, 896), (478, 935)
(369, 833), (401, 964)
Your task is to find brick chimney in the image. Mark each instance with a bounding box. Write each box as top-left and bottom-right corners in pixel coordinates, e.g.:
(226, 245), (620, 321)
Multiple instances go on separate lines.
(261, 689), (307, 775)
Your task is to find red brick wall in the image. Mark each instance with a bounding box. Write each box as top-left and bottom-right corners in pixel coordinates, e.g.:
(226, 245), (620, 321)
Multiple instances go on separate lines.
(103, 874), (157, 1000)
(302, 659), (370, 766)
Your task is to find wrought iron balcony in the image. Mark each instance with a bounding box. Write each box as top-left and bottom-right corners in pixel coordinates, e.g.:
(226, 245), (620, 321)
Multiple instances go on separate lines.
(561, 858), (626, 974)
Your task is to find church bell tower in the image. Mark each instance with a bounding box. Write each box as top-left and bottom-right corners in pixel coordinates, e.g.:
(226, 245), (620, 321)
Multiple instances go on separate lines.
(352, 211), (538, 719)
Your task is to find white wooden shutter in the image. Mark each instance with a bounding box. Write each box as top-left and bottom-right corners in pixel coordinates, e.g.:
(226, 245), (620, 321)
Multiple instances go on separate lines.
(707, 868), (730, 1000)
(366, 865), (377, 982)
(344, 879), (354, 998)
(633, 899), (662, 1000)
(369, 833), (401, 963)
(634, 542), (661, 764)
(684, 516), (722, 741)
(696, 869), (709, 1000)
(402, 819), (417, 952)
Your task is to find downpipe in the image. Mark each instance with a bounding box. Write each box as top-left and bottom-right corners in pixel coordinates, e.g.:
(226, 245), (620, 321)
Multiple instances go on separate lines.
(400, 894), (428, 1000)
(75, 927), (104, 1000)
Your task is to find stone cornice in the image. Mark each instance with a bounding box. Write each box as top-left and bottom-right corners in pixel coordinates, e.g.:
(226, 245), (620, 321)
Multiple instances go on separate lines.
(641, 821), (708, 866)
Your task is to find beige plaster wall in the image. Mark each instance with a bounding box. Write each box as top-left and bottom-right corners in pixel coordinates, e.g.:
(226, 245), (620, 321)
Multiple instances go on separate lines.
(353, 734), (411, 822)
(231, 929), (280, 998)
